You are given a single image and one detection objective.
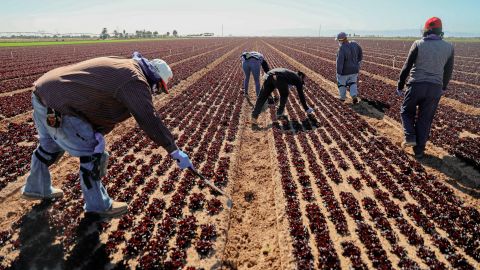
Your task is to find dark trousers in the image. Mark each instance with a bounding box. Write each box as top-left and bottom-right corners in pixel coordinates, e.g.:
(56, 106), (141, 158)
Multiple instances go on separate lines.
(400, 82), (442, 154)
(252, 76), (290, 118)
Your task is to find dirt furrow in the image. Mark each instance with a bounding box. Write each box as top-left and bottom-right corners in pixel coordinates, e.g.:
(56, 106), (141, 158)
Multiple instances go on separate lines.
(221, 76), (283, 269)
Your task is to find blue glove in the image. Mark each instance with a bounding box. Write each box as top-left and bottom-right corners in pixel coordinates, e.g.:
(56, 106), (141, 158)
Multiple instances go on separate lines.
(170, 150), (193, 170)
(306, 107), (314, 114)
(396, 89), (404, 97)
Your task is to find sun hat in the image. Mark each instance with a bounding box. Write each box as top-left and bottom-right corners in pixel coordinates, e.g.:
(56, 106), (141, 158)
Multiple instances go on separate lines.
(150, 59), (173, 91)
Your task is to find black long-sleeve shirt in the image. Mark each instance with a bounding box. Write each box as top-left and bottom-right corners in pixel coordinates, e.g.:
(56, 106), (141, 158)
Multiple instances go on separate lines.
(268, 68), (308, 110)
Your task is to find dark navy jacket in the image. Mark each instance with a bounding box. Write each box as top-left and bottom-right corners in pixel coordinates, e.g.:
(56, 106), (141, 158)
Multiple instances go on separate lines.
(336, 41), (363, 75)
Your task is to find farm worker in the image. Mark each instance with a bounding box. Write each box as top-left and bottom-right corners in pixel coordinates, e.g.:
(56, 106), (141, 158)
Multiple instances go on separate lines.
(396, 17), (454, 158)
(335, 32), (363, 104)
(251, 68), (314, 124)
(241, 51), (271, 96)
(21, 52), (194, 218)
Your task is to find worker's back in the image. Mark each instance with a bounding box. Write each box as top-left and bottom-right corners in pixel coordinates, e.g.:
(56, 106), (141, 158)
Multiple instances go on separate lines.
(409, 39), (453, 86)
(34, 57), (149, 132)
(337, 41), (362, 75)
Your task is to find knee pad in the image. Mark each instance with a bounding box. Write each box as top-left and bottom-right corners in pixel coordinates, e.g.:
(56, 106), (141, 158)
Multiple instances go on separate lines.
(34, 146), (64, 167)
(79, 152), (110, 189)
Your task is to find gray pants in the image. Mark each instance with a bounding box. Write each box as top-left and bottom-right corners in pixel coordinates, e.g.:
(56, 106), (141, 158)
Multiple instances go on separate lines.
(400, 82), (442, 154)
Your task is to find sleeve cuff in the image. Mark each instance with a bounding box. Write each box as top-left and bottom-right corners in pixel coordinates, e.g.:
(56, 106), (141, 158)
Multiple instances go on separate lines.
(166, 143), (179, 154)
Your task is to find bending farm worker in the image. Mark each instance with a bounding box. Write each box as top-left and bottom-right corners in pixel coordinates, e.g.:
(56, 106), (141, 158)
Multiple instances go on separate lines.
(21, 52), (193, 218)
(335, 32), (363, 104)
(251, 68), (313, 125)
(396, 17), (454, 159)
(241, 50), (270, 97)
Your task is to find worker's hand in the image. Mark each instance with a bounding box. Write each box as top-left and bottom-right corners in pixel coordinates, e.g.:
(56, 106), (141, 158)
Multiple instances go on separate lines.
(396, 89), (404, 97)
(170, 149), (194, 170)
(262, 73), (269, 81)
(306, 107), (314, 114)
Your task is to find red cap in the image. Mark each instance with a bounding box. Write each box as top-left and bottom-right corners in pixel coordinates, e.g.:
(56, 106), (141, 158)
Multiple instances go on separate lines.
(424, 17), (442, 31)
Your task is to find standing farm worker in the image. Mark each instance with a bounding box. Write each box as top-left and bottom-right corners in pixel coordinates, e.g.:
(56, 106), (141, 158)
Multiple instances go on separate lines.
(336, 32), (363, 104)
(397, 17), (454, 158)
(241, 51), (271, 97)
(21, 52), (194, 218)
(251, 68), (314, 124)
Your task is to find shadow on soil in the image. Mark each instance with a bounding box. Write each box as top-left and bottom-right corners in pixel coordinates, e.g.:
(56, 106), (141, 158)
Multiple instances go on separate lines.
(417, 153), (480, 198)
(8, 201), (112, 270)
(351, 100), (386, 120)
(211, 260), (238, 270)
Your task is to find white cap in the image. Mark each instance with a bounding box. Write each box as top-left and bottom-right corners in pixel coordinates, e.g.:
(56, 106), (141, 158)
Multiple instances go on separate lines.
(150, 59), (173, 84)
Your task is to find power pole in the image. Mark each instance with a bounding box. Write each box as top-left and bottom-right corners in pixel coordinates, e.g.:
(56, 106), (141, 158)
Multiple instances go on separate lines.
(222, 24), (224, 37)
(318, 24), (322, 37)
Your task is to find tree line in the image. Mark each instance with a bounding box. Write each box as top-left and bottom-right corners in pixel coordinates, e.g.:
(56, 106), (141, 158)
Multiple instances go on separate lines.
(100, 28), (178, 39)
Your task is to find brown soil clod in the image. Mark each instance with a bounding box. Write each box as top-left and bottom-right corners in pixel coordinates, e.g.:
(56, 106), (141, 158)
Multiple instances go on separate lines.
(244, 192), (255, 203)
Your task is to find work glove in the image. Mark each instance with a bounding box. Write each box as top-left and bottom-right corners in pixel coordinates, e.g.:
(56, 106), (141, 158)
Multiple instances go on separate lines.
(396, 89), (404, 97)
(262, 73), (269, 81)
(306, 107), (314, 114)
(170, 149), (193, 170)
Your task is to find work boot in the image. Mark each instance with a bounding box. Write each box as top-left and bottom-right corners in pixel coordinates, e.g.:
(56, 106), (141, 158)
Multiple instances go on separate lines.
(21, 187), (64, 201)
(401, 141), (417, 148)
(414, 152), (425, 159)
(339, 98), (346, 102)
(88, 201), (128, 218)
(352, 96), (359, 104)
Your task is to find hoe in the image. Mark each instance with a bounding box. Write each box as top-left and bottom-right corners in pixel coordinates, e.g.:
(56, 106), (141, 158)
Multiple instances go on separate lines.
(189, 167), (233, 209)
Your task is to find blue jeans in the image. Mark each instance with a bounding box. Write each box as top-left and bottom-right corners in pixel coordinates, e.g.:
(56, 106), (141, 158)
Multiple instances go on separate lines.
(23, 93), (112, 212)
(242, 59), (261, 96)
(336, 73), (358, 99)
(400, 82), (442, 154)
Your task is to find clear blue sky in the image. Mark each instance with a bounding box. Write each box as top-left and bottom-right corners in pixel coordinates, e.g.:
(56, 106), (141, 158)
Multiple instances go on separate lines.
(0, 0), (478, 36)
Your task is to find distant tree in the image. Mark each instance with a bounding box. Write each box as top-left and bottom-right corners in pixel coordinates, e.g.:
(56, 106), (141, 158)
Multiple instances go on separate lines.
(119, 32), (124, 38)
(166, 32), (170, 37)
(100, 27), (109, 39)
(153, 31), (158, 38)
(113, 30), (119, 38)
(173, 30), (178, 37)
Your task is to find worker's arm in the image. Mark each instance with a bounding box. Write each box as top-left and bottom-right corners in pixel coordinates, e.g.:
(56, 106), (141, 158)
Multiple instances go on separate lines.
(336, 48), (345, 75)
(397, 42), (418, 90)
(116, 80), (178, 153)
(443, 48), (455, 90)
(357, 44), (363, 63)
(261, 59), (270, 73)
(295, 82), (309, 111)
